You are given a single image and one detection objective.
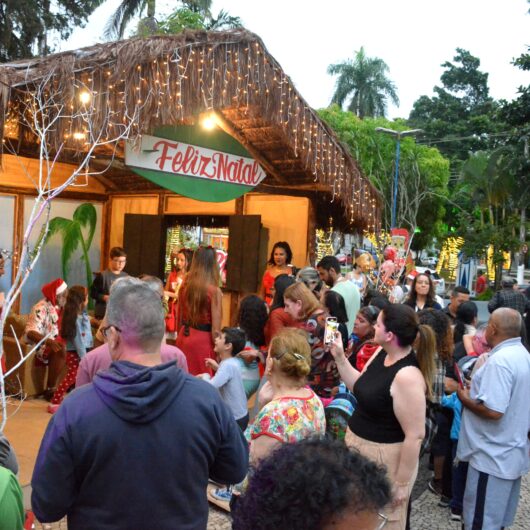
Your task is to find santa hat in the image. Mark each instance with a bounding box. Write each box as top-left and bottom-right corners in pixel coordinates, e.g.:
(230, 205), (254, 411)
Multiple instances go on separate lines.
(42, 278), (67, 306)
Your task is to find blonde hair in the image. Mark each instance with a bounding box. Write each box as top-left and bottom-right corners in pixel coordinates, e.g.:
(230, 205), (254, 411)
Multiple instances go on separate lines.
(269, 328), (311, 379)
(283, 282), (322, 321)
(416, 324), (437, 401)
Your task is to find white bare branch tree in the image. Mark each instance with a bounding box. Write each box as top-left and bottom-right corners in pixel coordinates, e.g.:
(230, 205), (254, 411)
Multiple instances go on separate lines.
(0, 66), (141, 430)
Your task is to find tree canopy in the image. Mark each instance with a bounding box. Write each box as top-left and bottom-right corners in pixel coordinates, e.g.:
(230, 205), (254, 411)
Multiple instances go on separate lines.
(327, 47), (399, 119)
(319, 105), (449, 248)
(408, 48), (504, 167)
(0, 0), (104, 62)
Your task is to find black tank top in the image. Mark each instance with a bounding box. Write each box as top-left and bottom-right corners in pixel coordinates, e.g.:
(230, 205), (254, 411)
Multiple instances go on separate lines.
(349, 348), (419, 443)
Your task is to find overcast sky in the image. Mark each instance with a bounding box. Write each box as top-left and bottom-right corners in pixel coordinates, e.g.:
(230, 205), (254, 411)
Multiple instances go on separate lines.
(64, 0), (530, 119)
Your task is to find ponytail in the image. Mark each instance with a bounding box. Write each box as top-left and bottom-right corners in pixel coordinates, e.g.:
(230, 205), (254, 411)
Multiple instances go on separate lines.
(416, 324), (436, 401)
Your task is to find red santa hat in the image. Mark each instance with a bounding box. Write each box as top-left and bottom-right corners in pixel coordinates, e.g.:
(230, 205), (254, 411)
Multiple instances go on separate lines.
(41, 278), (67, 306)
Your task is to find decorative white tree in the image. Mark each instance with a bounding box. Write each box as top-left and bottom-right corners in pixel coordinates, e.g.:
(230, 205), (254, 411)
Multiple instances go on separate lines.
(0, 67), (142, 430)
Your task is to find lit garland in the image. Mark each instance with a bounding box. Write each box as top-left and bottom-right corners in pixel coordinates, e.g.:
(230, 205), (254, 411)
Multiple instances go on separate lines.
(316, 228), (334, 262)
(0, 32), (380, 231)
(436, 237), (464, 280)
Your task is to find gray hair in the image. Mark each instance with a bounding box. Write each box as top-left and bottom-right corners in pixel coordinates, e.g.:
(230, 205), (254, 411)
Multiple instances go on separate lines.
(138, 274), (164, 297)
(297, 266), (320, 284)
(106, 277), (165, 350)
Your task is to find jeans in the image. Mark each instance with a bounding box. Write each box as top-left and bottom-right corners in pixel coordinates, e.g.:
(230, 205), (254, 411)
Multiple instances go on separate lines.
(450, 440), (468, 514)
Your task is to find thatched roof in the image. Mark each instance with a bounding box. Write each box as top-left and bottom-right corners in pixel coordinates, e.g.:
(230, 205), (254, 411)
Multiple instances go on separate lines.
(0, 29), (380, 230)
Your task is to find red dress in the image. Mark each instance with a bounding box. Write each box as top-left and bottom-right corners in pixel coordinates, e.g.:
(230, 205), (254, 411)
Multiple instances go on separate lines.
(175, 285), (215, 376)
(262, 269), (276, 306)
(165, 271), (183, 333)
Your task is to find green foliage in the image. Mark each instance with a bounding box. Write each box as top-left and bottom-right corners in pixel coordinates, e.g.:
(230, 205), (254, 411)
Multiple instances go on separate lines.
(327, 47), (399, 119)
(408, 49), (504, 168)
(0, 1), (104, 61)
(42, 204), (98, 304)
(318, 105), (449, 246)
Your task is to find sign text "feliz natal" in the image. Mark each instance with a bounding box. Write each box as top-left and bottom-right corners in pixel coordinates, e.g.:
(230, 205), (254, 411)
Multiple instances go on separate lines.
(125, 135), (267, 187)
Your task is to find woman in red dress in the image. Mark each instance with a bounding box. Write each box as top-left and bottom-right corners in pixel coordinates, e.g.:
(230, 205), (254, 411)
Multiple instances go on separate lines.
(260, 241), (293, 306)
(164, 248), (193, 335)
(176, 247), (222, 376)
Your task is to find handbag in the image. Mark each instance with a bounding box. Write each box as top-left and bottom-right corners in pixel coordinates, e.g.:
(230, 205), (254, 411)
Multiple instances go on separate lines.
(420, 400), (438, 457)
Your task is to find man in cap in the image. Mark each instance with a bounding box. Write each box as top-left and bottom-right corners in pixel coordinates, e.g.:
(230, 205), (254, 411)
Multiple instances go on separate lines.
(488, 277), (530, 315)
(25, 278), (68, 399)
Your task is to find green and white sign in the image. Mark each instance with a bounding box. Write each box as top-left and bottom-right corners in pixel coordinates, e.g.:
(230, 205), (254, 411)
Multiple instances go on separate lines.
(125, 125), (267, 202)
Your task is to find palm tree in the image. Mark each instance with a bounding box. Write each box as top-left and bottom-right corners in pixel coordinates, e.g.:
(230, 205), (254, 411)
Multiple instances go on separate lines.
(104, 0), (213, 40)
(38, 203), (98, 301)
(328, 47), (399, 119)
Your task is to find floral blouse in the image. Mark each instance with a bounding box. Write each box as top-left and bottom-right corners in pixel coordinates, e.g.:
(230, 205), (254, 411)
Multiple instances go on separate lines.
(25, 299), (60, 361)
(245, 391), (326, 444)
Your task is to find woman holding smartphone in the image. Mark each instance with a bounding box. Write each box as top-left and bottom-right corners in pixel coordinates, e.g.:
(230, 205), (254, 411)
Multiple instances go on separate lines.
(283, 282), (338, 401)
(329, 303), (436, 530)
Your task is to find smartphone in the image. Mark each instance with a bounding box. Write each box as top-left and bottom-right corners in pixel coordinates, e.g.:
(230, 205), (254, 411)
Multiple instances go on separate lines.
(324, 317), (339, 345)
(454, 361), (465, 389)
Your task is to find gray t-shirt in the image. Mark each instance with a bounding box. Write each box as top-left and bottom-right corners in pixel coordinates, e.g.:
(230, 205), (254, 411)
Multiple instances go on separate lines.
(332, 279), (360, 336)
(457, 337), (530, 480)
(208, 357), (248, 421)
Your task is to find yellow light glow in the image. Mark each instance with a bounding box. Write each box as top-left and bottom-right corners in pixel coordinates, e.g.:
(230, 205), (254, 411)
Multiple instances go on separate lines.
(201, 114), (217, 131)
(79, 91), (91, 104)
(73, 132), (86, 140)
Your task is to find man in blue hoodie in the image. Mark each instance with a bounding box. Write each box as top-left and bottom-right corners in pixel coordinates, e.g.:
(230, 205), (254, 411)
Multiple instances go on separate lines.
(31, 277), (249, 530)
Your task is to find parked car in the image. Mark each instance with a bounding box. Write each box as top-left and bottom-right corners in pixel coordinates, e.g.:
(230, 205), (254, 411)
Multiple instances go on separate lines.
(421, 256), (438, 267)
(415, 266), (446, 297)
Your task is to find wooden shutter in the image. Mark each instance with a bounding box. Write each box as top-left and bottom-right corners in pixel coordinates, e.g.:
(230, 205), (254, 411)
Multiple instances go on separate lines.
(123, 214), (165, 278)
(226, 215), (268, 293)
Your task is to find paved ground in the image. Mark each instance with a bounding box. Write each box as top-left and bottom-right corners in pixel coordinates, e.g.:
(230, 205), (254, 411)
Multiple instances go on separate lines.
(27, 468), (530, 529)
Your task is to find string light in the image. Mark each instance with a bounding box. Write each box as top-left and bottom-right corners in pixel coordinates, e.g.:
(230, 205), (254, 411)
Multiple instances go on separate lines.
(3, 37), (379, 228)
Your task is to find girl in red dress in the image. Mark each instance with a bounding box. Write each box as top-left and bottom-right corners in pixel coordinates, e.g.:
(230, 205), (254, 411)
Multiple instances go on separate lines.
(176, 247), (222, 375)
(164, 248), (193, 335)
(260, 241), (294, 306)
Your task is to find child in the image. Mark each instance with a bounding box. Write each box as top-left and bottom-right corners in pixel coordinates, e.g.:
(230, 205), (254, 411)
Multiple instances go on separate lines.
(441, 391), (465, 522)
(49, 286), (93, 414)
(164, 248), (193, 336)
(237, 295), (268, 399)
(202, 327), (248, 505)
(204, 327), (249, 430)
(90, 247), (128, 320)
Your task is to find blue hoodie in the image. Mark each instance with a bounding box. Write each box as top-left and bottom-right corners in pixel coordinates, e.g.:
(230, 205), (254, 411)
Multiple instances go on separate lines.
(31, 361), (248, 530)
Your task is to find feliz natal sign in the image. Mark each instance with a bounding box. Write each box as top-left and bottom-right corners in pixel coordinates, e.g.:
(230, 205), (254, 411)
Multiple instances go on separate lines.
(125, 125), (267, 202)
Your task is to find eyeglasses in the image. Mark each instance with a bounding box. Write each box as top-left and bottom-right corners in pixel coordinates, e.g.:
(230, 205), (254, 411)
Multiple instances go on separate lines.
(101, 324), (122, 339)
(112, 258), (127, 264)
(376, 512), (388, 529)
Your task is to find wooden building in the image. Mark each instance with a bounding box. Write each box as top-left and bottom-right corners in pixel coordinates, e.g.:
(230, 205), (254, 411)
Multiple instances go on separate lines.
(0, 29), (380, 319)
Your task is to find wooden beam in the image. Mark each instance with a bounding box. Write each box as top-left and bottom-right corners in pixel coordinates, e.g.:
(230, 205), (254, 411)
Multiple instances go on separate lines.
(0, 186), (107, 202)
(213, 110), (288, 186)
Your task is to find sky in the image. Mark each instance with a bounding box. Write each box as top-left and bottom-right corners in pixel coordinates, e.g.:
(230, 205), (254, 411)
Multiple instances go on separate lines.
(63, 0), (530, 120)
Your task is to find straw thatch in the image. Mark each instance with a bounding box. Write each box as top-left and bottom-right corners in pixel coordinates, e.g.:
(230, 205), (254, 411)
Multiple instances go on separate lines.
(0, 29), (380, 230)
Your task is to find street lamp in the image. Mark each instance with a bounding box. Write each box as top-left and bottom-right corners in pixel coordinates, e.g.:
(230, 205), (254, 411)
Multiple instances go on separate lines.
(375, 127), (423, 229)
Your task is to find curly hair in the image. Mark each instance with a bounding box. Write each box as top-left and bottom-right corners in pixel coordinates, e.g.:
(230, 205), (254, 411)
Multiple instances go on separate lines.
(418, 308), (454, 362)
(232, 437), (391, 530)
(238, 295), (268, 347)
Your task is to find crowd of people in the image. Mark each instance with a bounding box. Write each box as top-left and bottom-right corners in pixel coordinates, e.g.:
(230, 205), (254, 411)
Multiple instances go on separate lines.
(0, 240), (529, 530)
